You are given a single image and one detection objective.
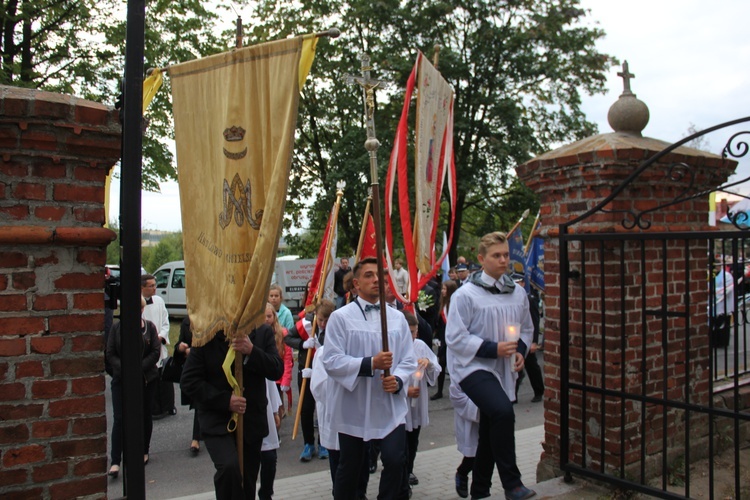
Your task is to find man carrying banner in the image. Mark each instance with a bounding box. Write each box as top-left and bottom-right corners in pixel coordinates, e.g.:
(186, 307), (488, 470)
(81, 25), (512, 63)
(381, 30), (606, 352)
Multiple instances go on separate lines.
(164, 25), (331, 500)
(181, 325), (283, 500)
(446, 232), (536, 500)
(321, 257), (417, 500)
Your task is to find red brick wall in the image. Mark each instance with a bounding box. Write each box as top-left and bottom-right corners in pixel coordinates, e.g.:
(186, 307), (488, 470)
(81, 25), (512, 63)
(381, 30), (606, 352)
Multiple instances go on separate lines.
(517, 140), (735, 481)
(0, 85), (119, 499)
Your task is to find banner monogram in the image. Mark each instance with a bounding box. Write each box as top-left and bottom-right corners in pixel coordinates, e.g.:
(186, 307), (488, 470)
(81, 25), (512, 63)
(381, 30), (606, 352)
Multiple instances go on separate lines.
(218, 173), (263, 230)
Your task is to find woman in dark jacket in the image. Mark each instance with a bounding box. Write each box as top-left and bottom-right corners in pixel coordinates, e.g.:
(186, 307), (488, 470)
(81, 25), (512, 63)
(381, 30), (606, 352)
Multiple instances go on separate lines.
(106, 295), (161, 477)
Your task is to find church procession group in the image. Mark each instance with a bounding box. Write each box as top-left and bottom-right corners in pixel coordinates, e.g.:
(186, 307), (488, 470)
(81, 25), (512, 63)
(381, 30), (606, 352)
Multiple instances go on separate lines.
(120, 28), (547, 500)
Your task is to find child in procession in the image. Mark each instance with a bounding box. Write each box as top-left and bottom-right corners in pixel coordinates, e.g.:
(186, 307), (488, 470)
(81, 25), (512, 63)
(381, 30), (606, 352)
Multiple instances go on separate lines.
(258, 379), (282, 500)
(402, 311), (441, 490)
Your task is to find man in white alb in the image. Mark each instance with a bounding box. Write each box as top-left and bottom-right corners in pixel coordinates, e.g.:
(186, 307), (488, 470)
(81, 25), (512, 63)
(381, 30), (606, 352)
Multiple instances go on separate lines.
(446, 232), (536, 500)
(321, 257), (417, 500)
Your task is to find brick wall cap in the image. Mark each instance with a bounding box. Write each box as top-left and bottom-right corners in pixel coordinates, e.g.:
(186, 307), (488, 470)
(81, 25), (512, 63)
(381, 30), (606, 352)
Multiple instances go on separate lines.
(520, 132), (724, 168)
(0, 85), (117, 128)
(0, 85), (107, 110)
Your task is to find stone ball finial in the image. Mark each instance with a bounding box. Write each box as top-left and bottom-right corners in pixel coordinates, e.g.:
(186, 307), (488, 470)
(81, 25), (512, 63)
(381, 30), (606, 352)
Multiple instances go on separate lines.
(607, 60), (649, 136)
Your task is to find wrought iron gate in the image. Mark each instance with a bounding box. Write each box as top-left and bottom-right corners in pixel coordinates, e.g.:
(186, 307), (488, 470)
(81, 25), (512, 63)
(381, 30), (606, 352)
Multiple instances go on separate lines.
(559, 118), (750, 499)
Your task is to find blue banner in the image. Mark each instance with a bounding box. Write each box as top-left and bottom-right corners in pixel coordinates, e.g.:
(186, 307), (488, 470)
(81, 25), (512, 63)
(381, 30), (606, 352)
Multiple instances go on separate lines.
(508, 228), (525, 278)
(525, 236), (545, 292)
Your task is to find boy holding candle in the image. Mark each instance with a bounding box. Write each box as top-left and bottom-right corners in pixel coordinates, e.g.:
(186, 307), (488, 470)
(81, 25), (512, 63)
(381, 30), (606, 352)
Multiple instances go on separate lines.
(446, 231), (536, 500)
(402, 310), (441, 489)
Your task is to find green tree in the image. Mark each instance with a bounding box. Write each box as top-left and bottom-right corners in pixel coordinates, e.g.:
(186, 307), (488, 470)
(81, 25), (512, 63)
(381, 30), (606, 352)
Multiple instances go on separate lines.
(146, 239), (174, 273)
(106, 221), (120, 265)
(0, 0), (237, 190)
(249, 0), (614, 262)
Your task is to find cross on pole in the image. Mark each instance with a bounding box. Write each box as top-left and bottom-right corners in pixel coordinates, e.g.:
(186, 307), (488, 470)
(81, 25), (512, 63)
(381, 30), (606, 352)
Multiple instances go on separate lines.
(617, 60), (635, 95)
(343, 54), (392, 376)
(343, 54), (389, 153)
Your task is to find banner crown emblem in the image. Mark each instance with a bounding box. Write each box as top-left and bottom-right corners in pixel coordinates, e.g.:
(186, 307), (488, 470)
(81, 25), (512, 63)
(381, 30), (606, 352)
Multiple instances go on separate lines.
(223, 126), (246, 142)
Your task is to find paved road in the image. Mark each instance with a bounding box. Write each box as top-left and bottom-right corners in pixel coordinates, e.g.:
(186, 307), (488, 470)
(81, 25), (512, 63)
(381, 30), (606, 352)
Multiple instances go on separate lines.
(106, 353), (546, 499)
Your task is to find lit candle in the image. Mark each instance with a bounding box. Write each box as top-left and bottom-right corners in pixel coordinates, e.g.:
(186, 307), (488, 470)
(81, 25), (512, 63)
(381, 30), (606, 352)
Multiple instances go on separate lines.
(506, 322), (520, 343)
(411, 369), (423, 407)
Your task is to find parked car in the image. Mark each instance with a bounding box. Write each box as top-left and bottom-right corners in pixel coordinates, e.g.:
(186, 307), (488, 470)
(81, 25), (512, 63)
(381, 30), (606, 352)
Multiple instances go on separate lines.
(105, 264), (148, 279)
(151, 258), (323, 319)
(153, 260), (187, 318)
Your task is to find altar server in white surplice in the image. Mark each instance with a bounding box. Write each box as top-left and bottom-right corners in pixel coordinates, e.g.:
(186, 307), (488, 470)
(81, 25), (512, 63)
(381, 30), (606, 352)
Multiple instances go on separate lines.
(402, 310), (440, 489)
(445, 231), (536, 500)
(321, 257), (417, 500)
(310, 344), (335, 454)
(311, 344), (370, 497)
(449, 375), (493, 498)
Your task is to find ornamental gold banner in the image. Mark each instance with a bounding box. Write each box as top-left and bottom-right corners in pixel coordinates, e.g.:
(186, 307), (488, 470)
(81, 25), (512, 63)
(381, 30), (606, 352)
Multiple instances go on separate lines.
(171, 36), (316, 346)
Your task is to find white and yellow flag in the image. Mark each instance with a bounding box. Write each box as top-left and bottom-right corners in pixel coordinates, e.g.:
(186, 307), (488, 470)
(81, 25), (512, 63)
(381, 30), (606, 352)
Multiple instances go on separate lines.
(171, 36), (316, 346)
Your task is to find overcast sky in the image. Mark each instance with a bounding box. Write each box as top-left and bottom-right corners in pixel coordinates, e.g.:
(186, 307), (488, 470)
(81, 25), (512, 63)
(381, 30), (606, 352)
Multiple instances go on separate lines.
(109, 0), (750, 231)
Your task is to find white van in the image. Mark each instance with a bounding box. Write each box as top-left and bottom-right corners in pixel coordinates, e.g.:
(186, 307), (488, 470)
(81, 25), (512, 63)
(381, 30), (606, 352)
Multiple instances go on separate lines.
(152, 257), (322, 318)
(153, 260), (187, 318)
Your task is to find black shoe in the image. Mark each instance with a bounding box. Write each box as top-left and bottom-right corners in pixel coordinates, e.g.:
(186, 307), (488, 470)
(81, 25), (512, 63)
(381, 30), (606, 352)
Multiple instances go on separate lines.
(455, 473), (469, 498)
(430, 392), (443, 401)
(408, 473), (418, 485)
(504, 485), (536, 500)
(471, 493), (490, 500)
(531, 394), (543, 403)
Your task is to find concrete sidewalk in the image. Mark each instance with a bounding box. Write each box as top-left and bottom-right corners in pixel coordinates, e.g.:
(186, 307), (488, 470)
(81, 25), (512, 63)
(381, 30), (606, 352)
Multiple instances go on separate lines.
(171, 424), (605, 499)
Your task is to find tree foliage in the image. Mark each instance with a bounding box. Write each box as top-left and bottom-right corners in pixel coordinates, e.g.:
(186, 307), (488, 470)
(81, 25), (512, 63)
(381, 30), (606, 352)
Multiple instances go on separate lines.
(0, 0), (236, 190)
(248, 0), (615, 260)
(144, 232), (183, 273)
(4, 0), (615, 263)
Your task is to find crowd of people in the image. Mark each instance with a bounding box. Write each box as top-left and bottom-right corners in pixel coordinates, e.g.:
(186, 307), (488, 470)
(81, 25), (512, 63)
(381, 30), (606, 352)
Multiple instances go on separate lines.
(104, 230), (546, 500)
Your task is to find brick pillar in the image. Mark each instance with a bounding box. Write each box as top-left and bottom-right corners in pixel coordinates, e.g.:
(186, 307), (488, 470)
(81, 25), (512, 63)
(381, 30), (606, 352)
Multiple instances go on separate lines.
(516, 132), (735, 482)
(0, 85), (119, 499)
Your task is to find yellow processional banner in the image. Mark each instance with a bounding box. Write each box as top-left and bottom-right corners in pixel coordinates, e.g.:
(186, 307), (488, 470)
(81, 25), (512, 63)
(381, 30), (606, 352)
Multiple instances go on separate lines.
(171, 36), (316, 346)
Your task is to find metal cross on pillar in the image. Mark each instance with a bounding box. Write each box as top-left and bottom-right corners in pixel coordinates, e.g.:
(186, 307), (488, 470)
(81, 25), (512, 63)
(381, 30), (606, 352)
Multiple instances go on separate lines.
(617, 60), (635, 95)
(343, 54), (392, 376)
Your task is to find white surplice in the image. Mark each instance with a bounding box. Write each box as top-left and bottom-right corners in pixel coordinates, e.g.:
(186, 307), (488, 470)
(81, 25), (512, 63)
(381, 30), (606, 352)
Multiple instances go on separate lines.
(310, 345), (337, 450)
(405, 339), (440, 432)
(445, 271), (533, 402)
(143, 295), (170, 365)
(321, 298), (417, 441)
(262, 378), (281, 451)
(449, 377), (479, 457)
